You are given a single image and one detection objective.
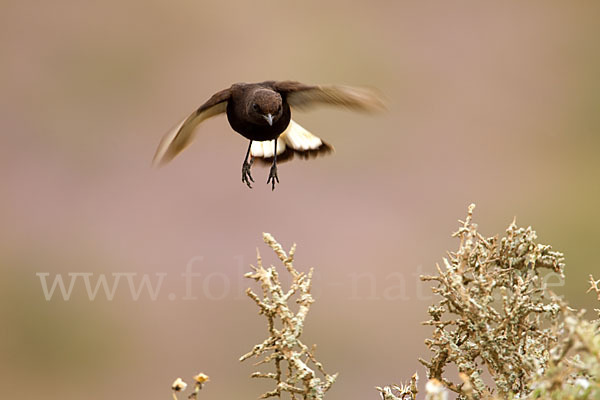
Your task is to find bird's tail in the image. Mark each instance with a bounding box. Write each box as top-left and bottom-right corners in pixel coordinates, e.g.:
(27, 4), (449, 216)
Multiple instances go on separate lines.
(250, 120), (334, 164)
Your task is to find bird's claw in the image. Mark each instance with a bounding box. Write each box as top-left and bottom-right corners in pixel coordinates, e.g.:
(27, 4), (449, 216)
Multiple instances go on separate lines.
(242, 159), (254, 188)
(267, 165), (279, 191)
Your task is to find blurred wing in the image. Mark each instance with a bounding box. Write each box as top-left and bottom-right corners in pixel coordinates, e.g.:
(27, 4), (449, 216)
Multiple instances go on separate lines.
(272, 81), (386, 112)
(250, 120), (333, 164)
(152, 88), (231, 166)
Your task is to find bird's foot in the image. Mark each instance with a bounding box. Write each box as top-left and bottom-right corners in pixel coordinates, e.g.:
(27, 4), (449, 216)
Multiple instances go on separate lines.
(242, 159), (254, 188)
(267, 165), (279, 191)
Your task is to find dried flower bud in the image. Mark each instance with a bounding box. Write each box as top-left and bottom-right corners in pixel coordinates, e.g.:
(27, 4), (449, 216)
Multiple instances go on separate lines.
(171, 377), (187, 392)
(193, 373), (210, 384)
(425, 379), (448, 400)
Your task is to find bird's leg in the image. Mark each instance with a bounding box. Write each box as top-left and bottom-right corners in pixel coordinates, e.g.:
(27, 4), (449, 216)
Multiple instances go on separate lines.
(267, 139), (279, 191)
(242, 140), (254, 188)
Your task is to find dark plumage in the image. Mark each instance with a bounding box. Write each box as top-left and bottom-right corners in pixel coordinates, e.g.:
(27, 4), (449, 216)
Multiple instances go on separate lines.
(153, 80), (384, 190)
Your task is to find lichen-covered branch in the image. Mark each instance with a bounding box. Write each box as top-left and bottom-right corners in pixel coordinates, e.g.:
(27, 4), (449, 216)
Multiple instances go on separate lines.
(240, 233), (338, 400)
(588, 275), (600, 303)
(418, 204), (568, 399)
(376, 373), (419, 400)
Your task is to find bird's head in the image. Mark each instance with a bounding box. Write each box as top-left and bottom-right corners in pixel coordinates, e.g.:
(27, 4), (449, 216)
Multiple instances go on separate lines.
(248, 89), (283, 126)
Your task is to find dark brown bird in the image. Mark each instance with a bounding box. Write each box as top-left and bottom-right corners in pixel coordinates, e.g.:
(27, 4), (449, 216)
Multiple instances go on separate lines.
(153, 81), (384, 190)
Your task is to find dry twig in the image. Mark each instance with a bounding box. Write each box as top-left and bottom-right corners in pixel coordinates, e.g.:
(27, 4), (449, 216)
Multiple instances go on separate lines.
(240, 233), (337, 400)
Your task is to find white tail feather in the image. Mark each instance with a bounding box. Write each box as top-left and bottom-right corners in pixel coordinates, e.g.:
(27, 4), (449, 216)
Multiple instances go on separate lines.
(249, 120), (328, 161)
(250, 137), (287, 158)
(282, 120), (323, 151)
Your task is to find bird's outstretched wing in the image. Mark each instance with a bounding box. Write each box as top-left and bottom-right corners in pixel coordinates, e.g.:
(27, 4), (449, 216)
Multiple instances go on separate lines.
(271, 81), (385, 112)
(152, 88), (231, 166)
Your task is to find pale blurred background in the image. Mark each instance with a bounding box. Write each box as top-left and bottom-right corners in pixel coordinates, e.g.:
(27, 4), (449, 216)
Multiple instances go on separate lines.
(1, 1), (600, 399)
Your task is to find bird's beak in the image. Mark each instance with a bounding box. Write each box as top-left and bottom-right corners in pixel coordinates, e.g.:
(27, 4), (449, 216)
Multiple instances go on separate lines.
(264, 113), (274, 126)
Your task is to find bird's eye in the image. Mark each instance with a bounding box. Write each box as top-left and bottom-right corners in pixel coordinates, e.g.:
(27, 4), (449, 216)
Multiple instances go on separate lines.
(253, 103), (260, 112)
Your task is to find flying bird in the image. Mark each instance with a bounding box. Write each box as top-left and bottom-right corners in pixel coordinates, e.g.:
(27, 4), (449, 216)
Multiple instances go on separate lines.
(153, 81), (384, 190)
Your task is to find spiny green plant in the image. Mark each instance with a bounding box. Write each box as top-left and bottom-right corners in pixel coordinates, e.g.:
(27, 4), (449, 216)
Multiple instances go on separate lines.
(240, 233), (337, 400)
(380, 205), (600, 400)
